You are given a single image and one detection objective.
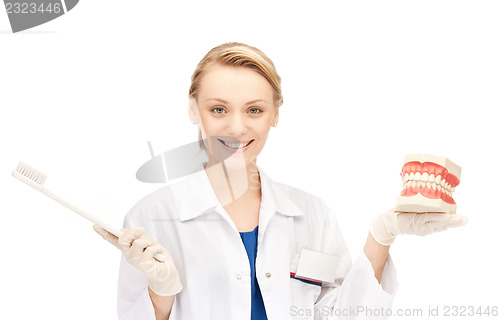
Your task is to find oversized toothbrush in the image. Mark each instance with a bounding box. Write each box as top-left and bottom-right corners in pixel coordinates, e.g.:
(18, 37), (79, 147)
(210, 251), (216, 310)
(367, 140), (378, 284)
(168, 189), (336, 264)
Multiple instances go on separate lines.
(11, 161), (166, 262)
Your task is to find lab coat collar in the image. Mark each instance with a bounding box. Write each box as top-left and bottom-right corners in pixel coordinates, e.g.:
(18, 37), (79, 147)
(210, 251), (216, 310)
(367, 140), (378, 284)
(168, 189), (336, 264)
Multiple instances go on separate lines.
(258, 167), (304, 217)
(178, 165), (304, 222)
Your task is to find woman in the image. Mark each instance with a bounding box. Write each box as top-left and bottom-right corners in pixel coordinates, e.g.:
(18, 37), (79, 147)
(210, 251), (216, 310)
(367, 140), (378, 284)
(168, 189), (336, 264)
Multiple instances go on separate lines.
(94, 42), (467, 320)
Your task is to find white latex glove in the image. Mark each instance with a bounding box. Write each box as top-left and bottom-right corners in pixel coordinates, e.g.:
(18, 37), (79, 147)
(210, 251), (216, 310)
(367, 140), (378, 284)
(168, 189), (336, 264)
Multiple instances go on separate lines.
(370, 209), (468, 245)
(93, 225), (182, 296)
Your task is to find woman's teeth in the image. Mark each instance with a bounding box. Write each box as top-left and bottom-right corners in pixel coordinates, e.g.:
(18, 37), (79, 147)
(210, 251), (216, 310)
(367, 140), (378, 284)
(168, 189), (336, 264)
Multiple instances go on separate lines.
(219, 139), (252, 148)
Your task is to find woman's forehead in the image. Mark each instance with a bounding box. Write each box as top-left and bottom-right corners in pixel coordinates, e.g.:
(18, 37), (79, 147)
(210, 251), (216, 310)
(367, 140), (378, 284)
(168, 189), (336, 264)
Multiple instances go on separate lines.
(198, 65), (274, 103)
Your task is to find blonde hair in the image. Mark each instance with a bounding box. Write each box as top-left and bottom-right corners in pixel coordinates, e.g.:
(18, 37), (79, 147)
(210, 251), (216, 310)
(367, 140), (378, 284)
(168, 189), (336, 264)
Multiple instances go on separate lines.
(189, 42), (283, 151)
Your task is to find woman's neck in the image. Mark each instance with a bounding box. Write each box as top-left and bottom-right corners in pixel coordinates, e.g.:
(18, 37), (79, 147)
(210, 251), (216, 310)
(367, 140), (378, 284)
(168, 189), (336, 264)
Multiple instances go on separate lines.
(204, 161), (261, 207)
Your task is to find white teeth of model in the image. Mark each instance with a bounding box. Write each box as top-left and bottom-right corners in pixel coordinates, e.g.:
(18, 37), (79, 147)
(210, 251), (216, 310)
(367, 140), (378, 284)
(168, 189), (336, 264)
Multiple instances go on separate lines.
(415, 172), (421, 181)
(404, 173), (409, 182)
(429, 174), (435, 182)
(227, 143), (242, 148)
(435, 175), (441, 184)
(411, 180), (416, 187)
(437, 185), (442, 191)
(451, 187), (455, 192)
(426, 181), (431, 188)
(410, 172), (415, 180)
(421, 172), (428, 182)
(431, 182), (437, 190)
(440, 179), (446, 187)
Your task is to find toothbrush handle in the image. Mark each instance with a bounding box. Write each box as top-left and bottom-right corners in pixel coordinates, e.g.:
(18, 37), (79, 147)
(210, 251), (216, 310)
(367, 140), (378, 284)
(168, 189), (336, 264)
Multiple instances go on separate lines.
(12, 171), (166, 262)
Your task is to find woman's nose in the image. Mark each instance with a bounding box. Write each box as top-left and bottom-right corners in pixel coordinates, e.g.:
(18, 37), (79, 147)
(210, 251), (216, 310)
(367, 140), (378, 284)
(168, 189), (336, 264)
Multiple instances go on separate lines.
(227, 115), (247, 136)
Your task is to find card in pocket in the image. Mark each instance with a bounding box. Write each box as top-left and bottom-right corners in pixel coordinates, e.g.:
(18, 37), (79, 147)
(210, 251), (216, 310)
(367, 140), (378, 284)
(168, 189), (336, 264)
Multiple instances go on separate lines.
(294, 248), (340, 285)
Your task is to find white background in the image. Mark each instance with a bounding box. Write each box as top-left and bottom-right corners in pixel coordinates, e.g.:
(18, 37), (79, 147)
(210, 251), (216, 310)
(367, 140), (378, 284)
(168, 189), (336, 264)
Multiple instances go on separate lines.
(1, 1), (499, 319)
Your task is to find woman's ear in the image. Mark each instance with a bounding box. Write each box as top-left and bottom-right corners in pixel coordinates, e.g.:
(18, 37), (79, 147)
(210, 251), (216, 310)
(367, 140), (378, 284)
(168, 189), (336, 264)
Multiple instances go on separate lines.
(272, 106), (279, 127)
(188, 98), (198, 124)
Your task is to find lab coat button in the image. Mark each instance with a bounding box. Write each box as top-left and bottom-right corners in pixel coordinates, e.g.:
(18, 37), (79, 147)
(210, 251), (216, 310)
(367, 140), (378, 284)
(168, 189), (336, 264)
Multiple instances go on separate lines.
(266, 272), (271, 278)
(236, 274), (242, 280)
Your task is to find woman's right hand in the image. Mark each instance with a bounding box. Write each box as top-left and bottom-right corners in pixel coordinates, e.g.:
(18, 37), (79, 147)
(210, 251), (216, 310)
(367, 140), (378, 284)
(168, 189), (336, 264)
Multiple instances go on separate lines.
(93, 225), (182, 296)
(370, 209), (468, 246)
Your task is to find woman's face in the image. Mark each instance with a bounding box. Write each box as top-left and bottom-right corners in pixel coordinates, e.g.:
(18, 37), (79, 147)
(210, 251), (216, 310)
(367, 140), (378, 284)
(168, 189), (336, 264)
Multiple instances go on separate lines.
(191, 64), (279, 167)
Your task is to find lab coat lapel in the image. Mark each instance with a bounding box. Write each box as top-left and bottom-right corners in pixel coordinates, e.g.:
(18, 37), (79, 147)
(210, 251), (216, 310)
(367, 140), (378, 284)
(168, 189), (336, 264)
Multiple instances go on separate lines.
(177, 165), (249, 232)
(257, 167), (304, 235)
(256, 167), (304, 318)
(178, 168), (220, 222)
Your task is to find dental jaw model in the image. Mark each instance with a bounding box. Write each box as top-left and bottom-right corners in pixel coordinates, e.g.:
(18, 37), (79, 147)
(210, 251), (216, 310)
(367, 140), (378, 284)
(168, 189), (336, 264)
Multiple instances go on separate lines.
(395, 154), (461, 214)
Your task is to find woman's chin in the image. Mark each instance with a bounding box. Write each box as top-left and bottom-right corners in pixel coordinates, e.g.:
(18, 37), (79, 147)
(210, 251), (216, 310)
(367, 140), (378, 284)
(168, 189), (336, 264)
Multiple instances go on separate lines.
(206, 152), (257, 171)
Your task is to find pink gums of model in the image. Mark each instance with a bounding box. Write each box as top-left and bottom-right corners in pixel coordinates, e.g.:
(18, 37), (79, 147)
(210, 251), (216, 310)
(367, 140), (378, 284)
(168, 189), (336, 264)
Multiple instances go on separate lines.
(395, 154), (461, 214)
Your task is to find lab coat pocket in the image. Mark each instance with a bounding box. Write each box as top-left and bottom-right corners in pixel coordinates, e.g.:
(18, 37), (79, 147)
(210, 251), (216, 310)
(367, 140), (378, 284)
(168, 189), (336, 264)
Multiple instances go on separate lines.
(289, 250), (329, 319)
(289, 248), (341, 315)
(290, 277), (321, 320)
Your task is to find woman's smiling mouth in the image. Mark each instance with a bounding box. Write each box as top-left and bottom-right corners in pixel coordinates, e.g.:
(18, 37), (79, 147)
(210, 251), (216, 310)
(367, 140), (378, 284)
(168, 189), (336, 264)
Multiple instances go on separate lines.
(217, 138), (254, 151)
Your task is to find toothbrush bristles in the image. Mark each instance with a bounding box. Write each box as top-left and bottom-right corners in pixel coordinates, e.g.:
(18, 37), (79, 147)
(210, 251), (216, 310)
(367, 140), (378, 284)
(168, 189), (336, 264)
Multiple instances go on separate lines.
(15, 161), (47, 185)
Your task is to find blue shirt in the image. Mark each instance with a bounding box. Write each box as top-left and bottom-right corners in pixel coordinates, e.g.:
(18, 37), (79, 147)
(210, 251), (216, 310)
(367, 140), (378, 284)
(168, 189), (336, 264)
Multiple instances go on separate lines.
(239, 226), (268, 320)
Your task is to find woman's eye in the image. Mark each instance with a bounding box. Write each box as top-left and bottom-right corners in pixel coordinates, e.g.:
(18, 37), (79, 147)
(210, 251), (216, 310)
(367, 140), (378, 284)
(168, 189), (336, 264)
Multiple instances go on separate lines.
(212, 107), (225, 114)
(249, 108), (262, 114)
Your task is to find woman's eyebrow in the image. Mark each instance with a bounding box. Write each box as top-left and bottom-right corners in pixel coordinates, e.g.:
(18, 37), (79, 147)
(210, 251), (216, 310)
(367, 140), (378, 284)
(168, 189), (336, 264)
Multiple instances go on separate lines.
(205, 98), (268, 105)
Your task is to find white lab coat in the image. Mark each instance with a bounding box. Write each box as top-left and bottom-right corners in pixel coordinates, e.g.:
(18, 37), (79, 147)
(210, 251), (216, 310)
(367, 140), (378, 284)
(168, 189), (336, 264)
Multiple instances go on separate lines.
(117, 166), (398, 320)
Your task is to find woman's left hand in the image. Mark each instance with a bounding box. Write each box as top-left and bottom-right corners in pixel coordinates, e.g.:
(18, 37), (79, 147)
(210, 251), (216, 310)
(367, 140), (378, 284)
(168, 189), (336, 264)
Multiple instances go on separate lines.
(369, 209), (468, 246)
